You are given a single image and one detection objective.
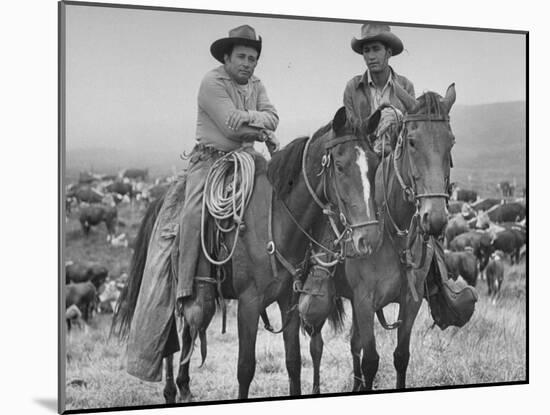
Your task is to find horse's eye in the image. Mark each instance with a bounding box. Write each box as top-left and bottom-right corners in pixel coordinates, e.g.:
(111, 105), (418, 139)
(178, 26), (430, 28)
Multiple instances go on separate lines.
(336, 164), (344, 173)
(409, 138), (416, 148)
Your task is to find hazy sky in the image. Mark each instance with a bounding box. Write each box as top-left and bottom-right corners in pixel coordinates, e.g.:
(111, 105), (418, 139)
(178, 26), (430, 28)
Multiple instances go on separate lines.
(64, 4), (526, 156)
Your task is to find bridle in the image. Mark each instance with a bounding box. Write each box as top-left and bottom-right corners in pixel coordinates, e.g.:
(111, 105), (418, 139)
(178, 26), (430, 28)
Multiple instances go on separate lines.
(380, 109), (453, 237)
(279, 128), (380, 265)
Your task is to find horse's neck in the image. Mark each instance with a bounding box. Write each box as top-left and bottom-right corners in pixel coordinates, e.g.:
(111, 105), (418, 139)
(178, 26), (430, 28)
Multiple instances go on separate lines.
(386, 151), (415, 231)
(273, 148), (325, 256)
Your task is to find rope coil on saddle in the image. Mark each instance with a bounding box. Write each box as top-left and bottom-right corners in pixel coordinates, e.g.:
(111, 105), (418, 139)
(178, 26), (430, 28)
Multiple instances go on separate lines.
(200, 150), (256, 265)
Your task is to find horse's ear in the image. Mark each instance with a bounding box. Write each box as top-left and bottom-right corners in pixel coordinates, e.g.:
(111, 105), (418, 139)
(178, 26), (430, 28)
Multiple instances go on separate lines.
(442, 83), (456, 113)
(332, 107), (347, 135)
(365, 108), (382, 135)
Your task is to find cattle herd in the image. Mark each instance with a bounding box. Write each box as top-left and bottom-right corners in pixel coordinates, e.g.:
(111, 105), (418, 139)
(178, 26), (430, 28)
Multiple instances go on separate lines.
(64, 175), (526, 333)
(64, 168), (172, 330)
(444, 182), (526, 300)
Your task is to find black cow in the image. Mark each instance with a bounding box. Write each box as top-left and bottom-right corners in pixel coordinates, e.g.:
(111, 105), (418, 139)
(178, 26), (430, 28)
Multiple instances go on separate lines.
(65, 261), (109, 289)
(105, 181), (134, 200)
(66, 282), (97, 322)
(449, 230), (494, 271)
(447, 201), (465, 215)
(122, 168), (148, 181)
(66, 304), (85, 332)
(491, 227), (526, 264)
(497, 181), (515, 198)
(67, 184), (105, 204)
(79, 204), (117, 239)
(451, 186), (478, 203)
(444, 250), (478, 287)
(470, 198), (502, 212)
(487, 202), (526, 223)
(485, 252), (505, 297)
(78, 171), (99, 184)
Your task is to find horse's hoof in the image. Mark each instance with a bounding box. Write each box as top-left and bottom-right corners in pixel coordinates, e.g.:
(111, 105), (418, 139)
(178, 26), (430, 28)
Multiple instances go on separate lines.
(178, 390), (193, 403)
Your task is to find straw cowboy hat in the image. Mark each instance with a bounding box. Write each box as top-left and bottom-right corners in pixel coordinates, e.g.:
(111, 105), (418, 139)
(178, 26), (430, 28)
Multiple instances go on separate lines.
(210, 25), (262, 63)
(351, 23), (404, 56)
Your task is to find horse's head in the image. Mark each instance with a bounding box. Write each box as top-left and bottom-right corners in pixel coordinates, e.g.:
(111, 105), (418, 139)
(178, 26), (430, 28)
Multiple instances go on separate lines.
(322, 107), (381, 255)
(401, 84), (456, 236)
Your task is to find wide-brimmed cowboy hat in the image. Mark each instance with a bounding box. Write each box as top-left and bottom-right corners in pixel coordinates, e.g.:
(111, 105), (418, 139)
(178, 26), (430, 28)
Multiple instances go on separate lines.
(210, 25), (262, 63)
(351, 23), (403, 56)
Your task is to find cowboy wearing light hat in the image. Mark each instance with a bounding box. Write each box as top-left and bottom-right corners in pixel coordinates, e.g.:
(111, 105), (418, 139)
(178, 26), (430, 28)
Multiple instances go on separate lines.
(123, 25), (279, 382)
(344, 23), (416, 156)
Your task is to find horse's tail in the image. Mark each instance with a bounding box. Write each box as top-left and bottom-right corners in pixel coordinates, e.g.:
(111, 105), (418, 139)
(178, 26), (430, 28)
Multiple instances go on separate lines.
(327, 297), (346, 334)
(110, 195), (165, 340)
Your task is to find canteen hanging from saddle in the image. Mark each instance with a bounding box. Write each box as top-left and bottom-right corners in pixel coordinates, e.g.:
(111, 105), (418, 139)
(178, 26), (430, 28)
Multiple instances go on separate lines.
(298, 264), (337, 331)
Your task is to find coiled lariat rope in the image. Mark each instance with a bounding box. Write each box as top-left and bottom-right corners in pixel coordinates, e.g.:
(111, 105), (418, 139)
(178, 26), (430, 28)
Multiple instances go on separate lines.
(200, 150), (256, 265)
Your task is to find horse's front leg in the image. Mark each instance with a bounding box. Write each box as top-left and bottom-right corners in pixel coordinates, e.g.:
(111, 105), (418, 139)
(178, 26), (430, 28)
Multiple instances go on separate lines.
(277, 293), (302, 396)
(350, 307), (364, 391)
(394, 278), (424, 389)
(163, 355), (177, 404)
(176, 323), (193, 402)
(237, 289), (261, 399)
(353, 292), (378, 391)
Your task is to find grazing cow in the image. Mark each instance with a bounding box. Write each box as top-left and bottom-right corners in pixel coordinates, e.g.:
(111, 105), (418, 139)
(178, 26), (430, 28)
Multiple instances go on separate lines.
(66, 282), (97, 322)
(491, 227), (526, 264)
(445, 214), (470, 247)
(451, 185), (478, 203)
(78, 171), (99, 184)
(497, 181), (515, 198)
(470, 198), (502, 213)
(486, 251), (505, 298)
(444, 250), (478, 287)
(122, 168), (148, 181)
(98, 280), (121, 314)
(67, 184), (105, 204)
(486, 202), (526, 223)
(106, 181), (134, 200)
(66, 304), (85, 332)
(447, 201), (465, 215)
(65, 261), (109, 289)
(79, 204), (117, 240)
(449, 230), (494, 271)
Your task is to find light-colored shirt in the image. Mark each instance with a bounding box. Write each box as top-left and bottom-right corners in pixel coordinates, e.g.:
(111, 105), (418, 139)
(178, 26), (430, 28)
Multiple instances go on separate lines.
(195, 65), (279, 152)
(368, 71), (393, 110)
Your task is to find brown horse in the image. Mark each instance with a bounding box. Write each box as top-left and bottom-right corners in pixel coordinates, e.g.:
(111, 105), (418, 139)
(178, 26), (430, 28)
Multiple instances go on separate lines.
(346, 85), (457, 391)
(112, 107), (381, 402)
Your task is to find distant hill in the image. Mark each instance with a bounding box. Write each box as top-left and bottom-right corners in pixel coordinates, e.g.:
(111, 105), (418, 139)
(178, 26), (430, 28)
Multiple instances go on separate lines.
(65, 101), (527, 196)
(449, 101), (526, 195)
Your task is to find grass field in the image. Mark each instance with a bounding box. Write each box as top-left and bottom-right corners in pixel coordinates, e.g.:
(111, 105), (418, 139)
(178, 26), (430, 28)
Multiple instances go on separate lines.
(64, 203), (526, 412)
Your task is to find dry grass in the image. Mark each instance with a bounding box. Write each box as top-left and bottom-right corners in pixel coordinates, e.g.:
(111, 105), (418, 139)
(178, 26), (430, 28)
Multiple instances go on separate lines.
(64, 204), (526, 411)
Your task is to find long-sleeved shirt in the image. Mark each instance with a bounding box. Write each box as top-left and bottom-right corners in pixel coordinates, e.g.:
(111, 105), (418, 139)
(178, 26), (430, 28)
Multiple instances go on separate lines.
(343, 66), (415, 134)
(195, 65), (279, 152)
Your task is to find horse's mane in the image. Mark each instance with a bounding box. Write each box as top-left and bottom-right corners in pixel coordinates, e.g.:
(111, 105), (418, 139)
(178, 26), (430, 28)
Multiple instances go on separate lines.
(413, 91), (447, 116)
(267, 121), (332, 200)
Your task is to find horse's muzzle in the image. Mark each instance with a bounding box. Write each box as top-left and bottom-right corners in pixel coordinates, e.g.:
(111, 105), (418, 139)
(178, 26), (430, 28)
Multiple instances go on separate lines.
(351, 226), (380, 256)
(420, 199), (448, 236)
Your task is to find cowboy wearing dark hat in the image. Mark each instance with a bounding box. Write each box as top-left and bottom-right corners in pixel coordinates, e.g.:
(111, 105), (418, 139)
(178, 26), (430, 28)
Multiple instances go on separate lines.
(344, 23), (416, 156)
(124, 25), (279, 382)
(176, 24), (279, 319)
